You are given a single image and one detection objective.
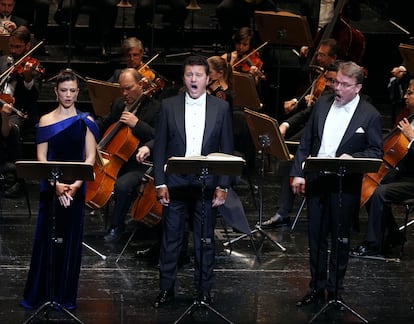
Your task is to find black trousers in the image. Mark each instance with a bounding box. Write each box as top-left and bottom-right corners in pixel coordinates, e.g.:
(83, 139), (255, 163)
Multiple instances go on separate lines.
(306, 174), (360, 293)
(159, 186), (217, 293)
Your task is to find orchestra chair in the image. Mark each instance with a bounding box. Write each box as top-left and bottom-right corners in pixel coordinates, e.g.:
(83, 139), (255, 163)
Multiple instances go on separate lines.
(392, 198), (414, 258)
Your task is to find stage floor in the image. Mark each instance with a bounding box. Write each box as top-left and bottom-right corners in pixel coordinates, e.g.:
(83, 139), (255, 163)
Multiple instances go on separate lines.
(1, 169), (413, 324)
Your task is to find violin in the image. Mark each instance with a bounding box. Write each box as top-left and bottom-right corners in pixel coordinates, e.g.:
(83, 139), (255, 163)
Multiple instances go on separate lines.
(138, 64), (155, 82)
(11, 56), (45, 77)
(0, 93), (28, 119)
(232, 41), (268, 80)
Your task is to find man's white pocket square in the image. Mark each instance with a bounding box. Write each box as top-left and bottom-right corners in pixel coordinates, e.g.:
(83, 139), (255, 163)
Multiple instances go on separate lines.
(355, 127), (365, 134)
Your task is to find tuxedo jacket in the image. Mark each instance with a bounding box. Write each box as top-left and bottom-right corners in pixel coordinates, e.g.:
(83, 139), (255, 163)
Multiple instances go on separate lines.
(290, 94), (383, 185)
(153, 92), (234, 190)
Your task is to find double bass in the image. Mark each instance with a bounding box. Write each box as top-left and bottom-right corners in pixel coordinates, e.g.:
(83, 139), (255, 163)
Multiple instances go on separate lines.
(308, 0), (365, 65)
(360, 114), (414, 206)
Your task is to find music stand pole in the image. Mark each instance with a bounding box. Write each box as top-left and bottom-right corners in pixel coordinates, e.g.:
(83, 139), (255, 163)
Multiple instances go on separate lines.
(302, 158), (381, 324)
(166, 156), (244, 324)
(16, 161), (94, 324)
(225, 135), (286, 252)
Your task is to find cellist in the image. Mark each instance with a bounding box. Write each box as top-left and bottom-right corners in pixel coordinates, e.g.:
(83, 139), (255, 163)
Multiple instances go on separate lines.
(95, 68), (160, 242)
(351, 79), (414, 257)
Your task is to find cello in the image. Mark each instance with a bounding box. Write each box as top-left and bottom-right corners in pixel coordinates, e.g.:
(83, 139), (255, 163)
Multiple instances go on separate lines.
(131, 164), (162, 227)
(85, 94), (148, 209)
(360, 114), (414, 206)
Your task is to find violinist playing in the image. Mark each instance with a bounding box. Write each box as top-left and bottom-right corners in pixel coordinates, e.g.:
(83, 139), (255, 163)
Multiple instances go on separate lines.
(0, 25), (43, 157)
(96, 68), (160, 242)
(284, 38), (339, 115)
(221, 27), (265, 85)
(351, 79), (414, 257)
(107, 37), (165, 98)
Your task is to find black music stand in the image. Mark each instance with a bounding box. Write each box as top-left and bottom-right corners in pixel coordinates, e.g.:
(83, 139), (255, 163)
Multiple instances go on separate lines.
(303, 157), (381, 324)
(227, 109), (289, 252)
(16, 161), (94, 324)
(166, 153), (245, 324)
(254, 10), (313, 113)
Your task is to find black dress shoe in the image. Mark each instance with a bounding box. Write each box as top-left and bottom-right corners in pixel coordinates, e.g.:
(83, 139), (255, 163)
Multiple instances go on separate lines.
(260, 214), (291, 229)
(153, 289), (174, 308)
(104, 227), (123, 242)
(350, 243), (381, 257)
(296, 290), (325, 307)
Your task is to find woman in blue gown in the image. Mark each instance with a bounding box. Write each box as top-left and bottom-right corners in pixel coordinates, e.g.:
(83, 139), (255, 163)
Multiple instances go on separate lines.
(20, 70), (99, 310)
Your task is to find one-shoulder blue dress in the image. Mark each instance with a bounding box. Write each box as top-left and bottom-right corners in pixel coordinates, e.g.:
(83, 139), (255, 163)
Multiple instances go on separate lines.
(21, 112), (99, 310)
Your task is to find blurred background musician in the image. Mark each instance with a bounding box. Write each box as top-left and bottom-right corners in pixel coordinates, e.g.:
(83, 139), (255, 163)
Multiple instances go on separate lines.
(216, 0), (279, 48)
(0, 0), (27, 35)
(0, 25), (43, 149)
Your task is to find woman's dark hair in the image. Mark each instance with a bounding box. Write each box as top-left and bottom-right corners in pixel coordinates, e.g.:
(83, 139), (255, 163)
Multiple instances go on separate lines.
(55, 69), (79, 87)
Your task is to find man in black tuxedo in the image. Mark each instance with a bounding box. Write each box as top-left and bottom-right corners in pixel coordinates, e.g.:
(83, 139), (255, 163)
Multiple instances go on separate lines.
(290, 61), (383, 306)
(153, 55), (234, 307)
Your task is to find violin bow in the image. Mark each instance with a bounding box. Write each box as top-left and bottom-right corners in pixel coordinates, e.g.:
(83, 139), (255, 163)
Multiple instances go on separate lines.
(0, 40), (44, 88)
(231, 41), (269, 68)
(138, 52), (160, 73)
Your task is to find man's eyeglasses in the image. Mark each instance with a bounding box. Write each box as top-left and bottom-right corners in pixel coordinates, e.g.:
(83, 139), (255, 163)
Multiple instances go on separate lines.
(406, 90), (414, 95)
(332, 80), (358, 88)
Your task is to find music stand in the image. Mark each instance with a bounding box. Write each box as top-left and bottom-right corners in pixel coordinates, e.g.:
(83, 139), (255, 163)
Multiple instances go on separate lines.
(16, 161), (94, 324)
(303, 157), (381, 324)
(227, 108), (289, 252)
(166, 153), (244, 324)
(232, 71), (262, 111)
(254, 10), (313, 112)
(86, 77), (121, 116)
(398, 43), (414, 75)
(0, 34), (9, 55)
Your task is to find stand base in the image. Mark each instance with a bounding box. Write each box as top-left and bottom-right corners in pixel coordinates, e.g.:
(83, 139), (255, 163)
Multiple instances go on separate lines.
(23, 300), (83, 324)
(349, 253), (400, 263)
(82, 241), (107, 260)
(309, 299), (368, 323)
(174, 298), (233, 324)
(224, 224), (286, 253)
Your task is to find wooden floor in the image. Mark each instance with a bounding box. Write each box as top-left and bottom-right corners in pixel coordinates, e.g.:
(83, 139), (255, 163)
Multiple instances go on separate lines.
(1, 170), (414, 324)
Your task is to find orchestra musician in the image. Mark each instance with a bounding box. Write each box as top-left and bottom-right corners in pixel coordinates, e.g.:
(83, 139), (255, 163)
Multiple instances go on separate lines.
(0, 0), (28, 35)
(107, 37), (166, 98)
(96, 68), (160, 242)
(351, 79), (414, 257)
(0, 25), (43, 165)
(284, 38), (339, 115)
(221, 27), (265, 86)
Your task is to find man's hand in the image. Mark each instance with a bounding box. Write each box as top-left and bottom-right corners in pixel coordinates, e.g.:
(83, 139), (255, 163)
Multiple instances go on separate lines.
(120, 111), (139, 128)
(284, 99), (297, 113)
(136, 146), (150, 163)
(398, 117), (414, 142)
(212, 188), (227, 207)
(157, 187), (170, 206)
(291, 177), (306, 195)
